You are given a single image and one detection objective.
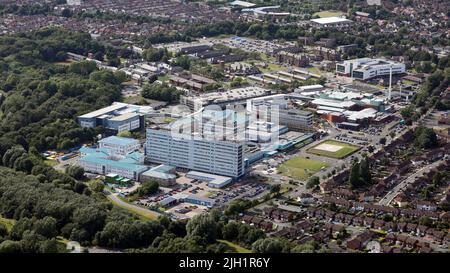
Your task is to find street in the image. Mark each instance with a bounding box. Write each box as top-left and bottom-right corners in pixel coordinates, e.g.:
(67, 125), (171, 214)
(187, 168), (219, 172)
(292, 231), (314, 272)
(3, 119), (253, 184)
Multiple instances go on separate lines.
(378, 159), (445, 206)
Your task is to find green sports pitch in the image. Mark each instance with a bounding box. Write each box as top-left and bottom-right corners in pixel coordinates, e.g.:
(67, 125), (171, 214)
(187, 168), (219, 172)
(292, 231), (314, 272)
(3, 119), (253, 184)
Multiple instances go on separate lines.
(277, 157), (329, 181)
(313, 10), (345, 18)
(307, 140), (361, 159)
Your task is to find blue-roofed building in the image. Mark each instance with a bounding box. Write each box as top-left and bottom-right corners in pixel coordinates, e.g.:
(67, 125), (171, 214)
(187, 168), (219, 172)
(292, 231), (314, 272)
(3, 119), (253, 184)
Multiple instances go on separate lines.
(77, 144), (148, 181)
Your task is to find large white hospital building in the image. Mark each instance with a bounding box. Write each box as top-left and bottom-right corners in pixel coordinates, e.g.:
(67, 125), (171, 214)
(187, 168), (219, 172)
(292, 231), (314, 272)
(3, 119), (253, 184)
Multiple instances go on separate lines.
(145, 128), (245, 178)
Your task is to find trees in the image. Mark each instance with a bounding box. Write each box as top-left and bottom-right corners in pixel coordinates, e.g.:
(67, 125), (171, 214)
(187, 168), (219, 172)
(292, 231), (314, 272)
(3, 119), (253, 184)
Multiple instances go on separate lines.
(143, 47), (170, 62)
(359, 157), (372, 185)
(134, 181), (159, 197)
(252, 237), (286, 253)
(66, 166), (85, 180)
(0, 240), (22, 253)
(186, 213), (219, 244)
(414, 126), (438, 149)
(224, 199), (255, 216)
(291, 241), (317, 253)
(221, 221), (239, 241)
(141, 83), (181, 103)
(33, 216), (58, 238)
(96, 220), (164, 249)
(270, 184), (281, 195)
(348, 158), (372, 189)
(306, 176), (320, 189)
(348, 162), (361, 189)
(0, 29), (123, 153)
(172, 55), (191, 70)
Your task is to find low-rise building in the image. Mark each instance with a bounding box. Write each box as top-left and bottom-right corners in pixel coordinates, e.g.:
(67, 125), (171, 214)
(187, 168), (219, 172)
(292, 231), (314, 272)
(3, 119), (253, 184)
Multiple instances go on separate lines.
(186, 171), (232, 188)
(98, 136), (140, 156)
(77, 147), (147, 181)
(336, 58), (406, 80)
(139, 164), (177, 187)
(78, 102), (152, 133)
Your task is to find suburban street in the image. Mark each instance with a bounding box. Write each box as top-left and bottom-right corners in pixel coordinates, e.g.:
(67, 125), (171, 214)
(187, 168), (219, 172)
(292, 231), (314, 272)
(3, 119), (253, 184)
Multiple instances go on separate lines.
(378, 159), (445, 206)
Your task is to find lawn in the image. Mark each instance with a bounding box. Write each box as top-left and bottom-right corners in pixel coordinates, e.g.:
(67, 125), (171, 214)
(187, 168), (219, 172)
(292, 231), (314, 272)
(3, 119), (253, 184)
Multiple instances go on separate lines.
(306, 66), (323, 75)
(277, 157), (329, 181)
(313, 10), (345, 18)
(307, 140), (361, 159)
(44, 159), (58, 167)
(217, 240), (251, 253)
(157, 74), (170, 82)
(0, 215), (16, 233)
(123, 95), (145, 104)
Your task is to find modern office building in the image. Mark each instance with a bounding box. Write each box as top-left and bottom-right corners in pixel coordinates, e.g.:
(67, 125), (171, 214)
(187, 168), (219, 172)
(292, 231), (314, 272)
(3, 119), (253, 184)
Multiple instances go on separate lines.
(77, 147), (147, 181)
(278, 109), (314, 131)
(145, 128), (245, 178)
(336, 58), (406, 80)
(98, 136), (140, 156)
(78, 102), (153, 133)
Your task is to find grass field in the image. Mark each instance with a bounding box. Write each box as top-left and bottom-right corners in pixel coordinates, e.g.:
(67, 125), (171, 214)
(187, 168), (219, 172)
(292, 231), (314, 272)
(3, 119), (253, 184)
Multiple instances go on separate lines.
(105, 189), (159, 221)
(217, 240), (251, 253)
(313, 10), (345, 18)
(307, 140), (361, 159)
(277, 157), (329, 180)
(157, 74), (170, 82)
(306, 66), (323, 75)
(44, 159), (58, 167)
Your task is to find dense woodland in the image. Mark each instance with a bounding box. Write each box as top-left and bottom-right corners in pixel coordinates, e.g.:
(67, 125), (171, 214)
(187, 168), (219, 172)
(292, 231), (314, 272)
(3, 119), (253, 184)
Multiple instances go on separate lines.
(0, 28), (125, 156)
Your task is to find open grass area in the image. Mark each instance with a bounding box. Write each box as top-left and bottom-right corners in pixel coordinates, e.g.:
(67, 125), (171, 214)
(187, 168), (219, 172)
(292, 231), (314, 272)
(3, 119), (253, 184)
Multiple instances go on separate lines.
(217, 240), (251, 253)
(307, 140), (361, 159)
(259, 63), (286, 73)
(105, 190), (159, 221)
(157, 74), (170, 82)
(277, 157), (329, 181)
(123, 95), (145, 104)
(0, 215), (16, 233)
(313, 10), (345, 18)
(44, 159), (58, 167)
(306, 66), (323, 75)
(54, 61), (72, 66)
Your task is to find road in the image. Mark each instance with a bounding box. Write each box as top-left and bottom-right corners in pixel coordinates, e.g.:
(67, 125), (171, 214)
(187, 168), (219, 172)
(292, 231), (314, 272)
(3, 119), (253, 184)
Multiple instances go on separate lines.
(378, 159), (444, 206)
(105, 190), (161, 220)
